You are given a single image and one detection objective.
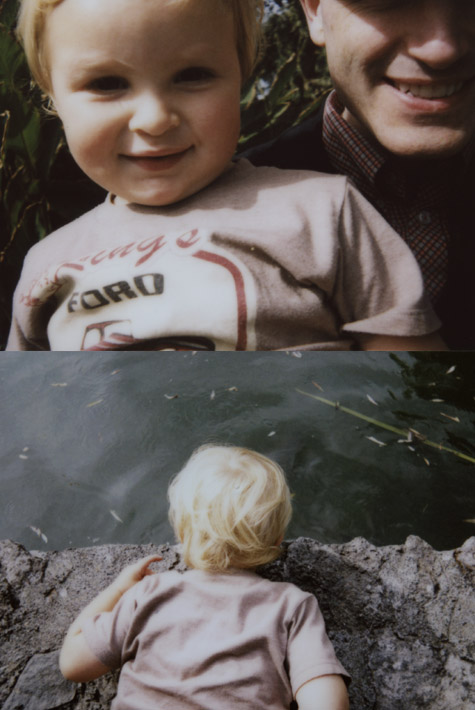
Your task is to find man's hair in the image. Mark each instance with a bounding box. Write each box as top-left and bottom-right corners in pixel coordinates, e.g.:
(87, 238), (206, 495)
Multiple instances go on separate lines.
(16, 0), (264, 94)
(168, 445), (292, 572)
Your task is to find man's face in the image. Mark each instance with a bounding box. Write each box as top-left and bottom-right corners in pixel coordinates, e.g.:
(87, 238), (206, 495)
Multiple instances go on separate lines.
(300, 0), (475, 159)
(45, 0), (242, 206)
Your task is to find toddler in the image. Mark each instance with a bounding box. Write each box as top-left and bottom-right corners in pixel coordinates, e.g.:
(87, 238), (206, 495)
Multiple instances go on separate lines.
(59, 445), (350, 709)
(8, 0), (442, 351)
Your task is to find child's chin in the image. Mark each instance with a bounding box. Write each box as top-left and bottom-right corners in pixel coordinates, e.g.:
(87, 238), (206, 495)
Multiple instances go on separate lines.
(126, 188), (193, 207)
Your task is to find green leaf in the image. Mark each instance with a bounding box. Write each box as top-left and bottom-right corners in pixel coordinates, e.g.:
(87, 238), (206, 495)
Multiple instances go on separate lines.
(0, 0), (21, 29)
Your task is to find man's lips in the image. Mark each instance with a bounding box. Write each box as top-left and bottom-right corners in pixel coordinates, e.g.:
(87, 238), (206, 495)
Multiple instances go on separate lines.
(386, 78), (469, 100)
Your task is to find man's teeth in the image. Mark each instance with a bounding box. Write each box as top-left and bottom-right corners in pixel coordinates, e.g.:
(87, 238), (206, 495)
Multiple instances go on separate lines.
(395, 81), (463, 98)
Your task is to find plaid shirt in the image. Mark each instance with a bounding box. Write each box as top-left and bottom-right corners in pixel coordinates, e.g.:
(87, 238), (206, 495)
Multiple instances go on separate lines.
(322, 91), (473, 305)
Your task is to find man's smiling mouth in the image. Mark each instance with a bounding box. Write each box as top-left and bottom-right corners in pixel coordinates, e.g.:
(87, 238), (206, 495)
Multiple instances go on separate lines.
(389, 80), (465, 99)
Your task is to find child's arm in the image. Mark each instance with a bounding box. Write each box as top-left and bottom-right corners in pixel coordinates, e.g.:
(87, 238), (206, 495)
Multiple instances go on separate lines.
(295, 674), (349, 710)
(357, 331), (447, 351)
(59, 554), (162, 682)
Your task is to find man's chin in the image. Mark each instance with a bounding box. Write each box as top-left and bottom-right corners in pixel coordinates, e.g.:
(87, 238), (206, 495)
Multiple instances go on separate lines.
(342, 103), (474, 160)
(373, 125), (474, 161)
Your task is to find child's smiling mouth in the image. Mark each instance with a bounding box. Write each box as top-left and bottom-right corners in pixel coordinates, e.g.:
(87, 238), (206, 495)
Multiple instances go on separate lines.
(122, 148), (191, 171)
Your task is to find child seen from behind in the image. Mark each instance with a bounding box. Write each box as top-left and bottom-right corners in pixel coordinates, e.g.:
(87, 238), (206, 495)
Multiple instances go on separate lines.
(8, 0), (442, 351)
(59, 445), (350, 709)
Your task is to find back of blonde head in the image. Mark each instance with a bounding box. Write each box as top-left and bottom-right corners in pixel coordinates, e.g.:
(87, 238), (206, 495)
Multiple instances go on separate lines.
(168, 445), (292, 572)
(17, 0), (264, 94)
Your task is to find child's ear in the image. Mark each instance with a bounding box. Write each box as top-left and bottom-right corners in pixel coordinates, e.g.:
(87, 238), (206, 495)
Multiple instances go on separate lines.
(299, 0), (326, 47)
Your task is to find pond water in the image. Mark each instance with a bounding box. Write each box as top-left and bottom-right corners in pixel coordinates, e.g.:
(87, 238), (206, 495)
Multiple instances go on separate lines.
(1, 351), (474, 552)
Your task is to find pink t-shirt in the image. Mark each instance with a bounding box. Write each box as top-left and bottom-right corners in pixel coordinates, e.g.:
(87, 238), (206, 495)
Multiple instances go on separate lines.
(7, 160), (439, 351)
(83, 568), (349, 709)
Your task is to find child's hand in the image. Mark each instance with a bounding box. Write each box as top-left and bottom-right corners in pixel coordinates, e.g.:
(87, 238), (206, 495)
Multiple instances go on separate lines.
(114, 554), (163, 595)
(60, 554), (162, 683)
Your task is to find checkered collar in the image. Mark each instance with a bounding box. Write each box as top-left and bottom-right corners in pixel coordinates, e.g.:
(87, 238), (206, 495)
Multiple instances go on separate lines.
(322, 90), (386, 187)
(322, 90), (473, 193)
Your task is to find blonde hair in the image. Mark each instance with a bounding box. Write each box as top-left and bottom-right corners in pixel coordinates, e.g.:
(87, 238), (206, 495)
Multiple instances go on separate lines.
(168, 445), (292, 572)
(16, 0), (264, 94)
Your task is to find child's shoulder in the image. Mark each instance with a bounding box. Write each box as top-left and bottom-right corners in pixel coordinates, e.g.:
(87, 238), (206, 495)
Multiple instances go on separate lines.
(196, 569), (316, 608)
(232, 158), (350, 191)
(252, 573), (316, 603)
(126, 568), (187, 600)
(129, 569), (318, 624)
(205, 159), (352, 214)
(229, 571), (320, 621)
(26, 199), (111, 256)
(21, 196), (133, 275)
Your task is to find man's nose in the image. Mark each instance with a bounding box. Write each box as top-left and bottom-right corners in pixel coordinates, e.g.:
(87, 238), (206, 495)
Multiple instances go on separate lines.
(406, 2), (474, 70)
(129, 93), (180, 136)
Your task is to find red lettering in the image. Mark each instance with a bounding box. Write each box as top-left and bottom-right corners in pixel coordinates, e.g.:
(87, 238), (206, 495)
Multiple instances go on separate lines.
(60, 262), (84, 271)
(176, 229), (200, 249)
(114, 243), (136, 259)
(135, 235), (167, 266)
(90, 251), (109, 266)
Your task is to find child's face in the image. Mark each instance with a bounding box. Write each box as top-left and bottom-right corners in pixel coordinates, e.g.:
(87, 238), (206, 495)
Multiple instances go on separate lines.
(45, 0), (242, 206)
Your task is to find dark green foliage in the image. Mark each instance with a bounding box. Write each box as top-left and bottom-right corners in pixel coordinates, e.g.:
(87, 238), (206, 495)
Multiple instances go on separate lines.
(0, 0), (330, 347)
(0, 0), (105, 346)
(240, 0), (331, 150)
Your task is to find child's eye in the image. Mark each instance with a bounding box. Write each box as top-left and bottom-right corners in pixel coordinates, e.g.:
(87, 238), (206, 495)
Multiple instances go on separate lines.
(87, 76), (129, 93)
(175, 67), (215, 84)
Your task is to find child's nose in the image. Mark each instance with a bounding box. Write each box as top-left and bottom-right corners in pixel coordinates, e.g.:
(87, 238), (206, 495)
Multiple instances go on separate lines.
(129, 93), (180, 136)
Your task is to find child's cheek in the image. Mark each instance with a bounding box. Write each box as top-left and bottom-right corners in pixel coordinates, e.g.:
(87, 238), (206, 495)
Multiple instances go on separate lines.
(60, 106), (117, 181)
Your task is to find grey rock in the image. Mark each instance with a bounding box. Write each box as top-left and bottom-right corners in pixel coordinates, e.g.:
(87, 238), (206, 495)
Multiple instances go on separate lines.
(2, 652), (76, 710)
(1, 536), (473, 709)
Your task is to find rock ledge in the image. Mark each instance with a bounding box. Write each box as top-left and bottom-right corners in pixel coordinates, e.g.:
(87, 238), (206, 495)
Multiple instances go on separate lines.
(1, 536), (474, 709)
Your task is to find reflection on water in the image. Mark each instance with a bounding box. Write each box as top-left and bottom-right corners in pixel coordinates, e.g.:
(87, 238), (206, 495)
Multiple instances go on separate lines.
(0, 351), (474, 551)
